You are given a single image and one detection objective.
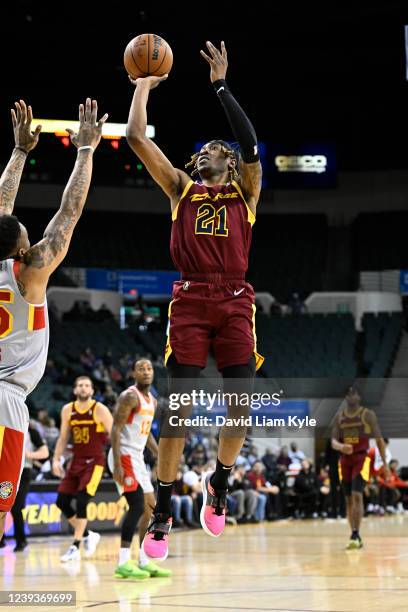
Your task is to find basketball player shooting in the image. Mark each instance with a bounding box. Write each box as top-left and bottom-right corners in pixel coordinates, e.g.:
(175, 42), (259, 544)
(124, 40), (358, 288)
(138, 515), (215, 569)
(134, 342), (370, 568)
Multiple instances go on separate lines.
(0, 98), (108, 538)
(126, 41), (263, 561)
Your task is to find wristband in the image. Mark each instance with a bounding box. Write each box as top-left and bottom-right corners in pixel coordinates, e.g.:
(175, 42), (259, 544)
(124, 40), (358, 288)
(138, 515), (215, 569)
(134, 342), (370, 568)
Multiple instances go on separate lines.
(78, 145), (95, 153)
(213, 79), (228, 96)
(15, 146), (28, 155)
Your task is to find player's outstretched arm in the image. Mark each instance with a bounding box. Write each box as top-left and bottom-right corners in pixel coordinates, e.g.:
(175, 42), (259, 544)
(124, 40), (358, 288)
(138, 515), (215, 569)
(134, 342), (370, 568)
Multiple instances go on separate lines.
(18, 99), (108, 300)
(0, 100), (41, 215)
(111, 390), (139, 485)
(200, 41), (262, 210)
(126, 75), (190, 205)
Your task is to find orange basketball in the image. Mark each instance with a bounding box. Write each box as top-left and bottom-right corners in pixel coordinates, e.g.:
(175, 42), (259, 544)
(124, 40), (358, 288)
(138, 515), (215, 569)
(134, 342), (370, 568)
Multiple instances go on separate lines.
(124, 33), (173, 79)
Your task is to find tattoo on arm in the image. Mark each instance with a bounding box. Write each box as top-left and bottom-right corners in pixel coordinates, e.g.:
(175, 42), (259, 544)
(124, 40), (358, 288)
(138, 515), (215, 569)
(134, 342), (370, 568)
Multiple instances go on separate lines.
(23, 150), (93, 270)
(0, 149), (27, 214)
(114, 391), (138, 427)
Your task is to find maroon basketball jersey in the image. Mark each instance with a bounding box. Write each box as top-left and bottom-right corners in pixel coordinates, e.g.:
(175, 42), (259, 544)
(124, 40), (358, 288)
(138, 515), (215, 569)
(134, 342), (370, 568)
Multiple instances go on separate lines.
(69, 400), (106, 459)
(338, 406), (371, 453)
(170, 180), (255, 277)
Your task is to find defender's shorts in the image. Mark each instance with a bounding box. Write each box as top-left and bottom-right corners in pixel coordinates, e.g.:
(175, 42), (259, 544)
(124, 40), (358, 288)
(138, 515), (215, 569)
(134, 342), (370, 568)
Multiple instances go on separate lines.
(164, 279), (264, 371)
(0, 382), (29, 512)
(107, 448), (154, 495)
(58, 456), (105, 497)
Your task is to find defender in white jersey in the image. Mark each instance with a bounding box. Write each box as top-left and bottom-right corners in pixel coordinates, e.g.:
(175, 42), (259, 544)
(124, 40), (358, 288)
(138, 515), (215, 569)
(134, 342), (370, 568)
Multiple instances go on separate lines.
(109, 359), (171, 579)
(0, 98), (108, 535)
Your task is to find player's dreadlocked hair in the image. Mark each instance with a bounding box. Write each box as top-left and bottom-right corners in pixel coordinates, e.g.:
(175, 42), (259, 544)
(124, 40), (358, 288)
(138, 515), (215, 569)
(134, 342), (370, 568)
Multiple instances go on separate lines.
(0, 215), (21, 261)
(185, 140), (240, 182)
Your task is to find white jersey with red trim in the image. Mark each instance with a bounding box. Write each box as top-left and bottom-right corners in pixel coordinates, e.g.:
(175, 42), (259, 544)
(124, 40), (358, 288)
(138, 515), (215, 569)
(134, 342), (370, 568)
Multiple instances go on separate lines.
(119, 386), (155, 453)
(0, 259), (49, 395)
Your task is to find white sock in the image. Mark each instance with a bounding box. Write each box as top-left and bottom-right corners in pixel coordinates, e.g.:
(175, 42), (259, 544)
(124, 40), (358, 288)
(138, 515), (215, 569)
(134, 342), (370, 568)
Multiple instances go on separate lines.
(119, 547), (131, 565)
(139, 546), (149, 568)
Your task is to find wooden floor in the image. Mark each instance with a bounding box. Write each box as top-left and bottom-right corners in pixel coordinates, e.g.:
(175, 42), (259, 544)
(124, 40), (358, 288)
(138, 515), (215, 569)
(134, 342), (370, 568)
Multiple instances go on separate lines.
(1, 516), (407, 611)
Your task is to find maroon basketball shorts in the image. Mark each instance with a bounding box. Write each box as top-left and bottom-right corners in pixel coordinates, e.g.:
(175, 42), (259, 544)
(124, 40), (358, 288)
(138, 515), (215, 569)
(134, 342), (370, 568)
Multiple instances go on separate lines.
(339, 452), (371, 495)
(165, 279), (264, 371)
(58, 456), (105, 497)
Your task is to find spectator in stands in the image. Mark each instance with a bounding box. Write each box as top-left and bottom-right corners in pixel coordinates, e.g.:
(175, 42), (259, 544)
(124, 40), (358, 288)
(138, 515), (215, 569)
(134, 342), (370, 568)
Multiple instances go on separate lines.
(187, 443), (208, 469)
(80, 347), (96, 371)
(289, 442), (306, 466)
(262, 448), (278, 480)
(247, 444), (259, 465)
(247, 461), (281, 521)
(294, 459), (319, 518)
(228, 465), (258, 524)
(171, 469), (199, 528)
(317, 466), (331, 516)
(378, 459), (408, 513)
(41, 416), (60, 451)
(92, 363), (111, 385)
(45, 358), (59, 383)
(103, 384), (118, 410)
(277, 445), (291, 470)
(288, 292), (307, 315)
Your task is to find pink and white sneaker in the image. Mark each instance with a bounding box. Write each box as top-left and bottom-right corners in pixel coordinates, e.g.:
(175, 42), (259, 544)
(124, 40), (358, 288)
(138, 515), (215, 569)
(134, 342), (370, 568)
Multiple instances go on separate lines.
(141, 513), (172, 562)
(200, 471), (227, 537)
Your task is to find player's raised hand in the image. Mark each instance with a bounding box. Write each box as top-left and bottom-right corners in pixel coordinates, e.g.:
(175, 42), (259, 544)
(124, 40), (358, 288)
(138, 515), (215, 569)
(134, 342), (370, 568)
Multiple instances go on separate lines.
(342, 443), (353, 455)
(11, 100), (42, 153)
(200, 40), (228, 82)
(66, 98), (108, 150)
(128, 74), (168, 90)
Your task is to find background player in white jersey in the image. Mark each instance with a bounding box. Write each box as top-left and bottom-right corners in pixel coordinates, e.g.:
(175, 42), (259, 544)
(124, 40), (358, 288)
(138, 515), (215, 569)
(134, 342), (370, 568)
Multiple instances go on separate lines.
(0, 98), (108, 537)
(109, 359), (172, 579)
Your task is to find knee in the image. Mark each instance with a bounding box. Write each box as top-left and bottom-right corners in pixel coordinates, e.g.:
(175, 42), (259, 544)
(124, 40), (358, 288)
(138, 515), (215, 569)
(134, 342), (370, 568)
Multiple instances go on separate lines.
(76, 491), (91, 519)
(56, 493), (76, 519)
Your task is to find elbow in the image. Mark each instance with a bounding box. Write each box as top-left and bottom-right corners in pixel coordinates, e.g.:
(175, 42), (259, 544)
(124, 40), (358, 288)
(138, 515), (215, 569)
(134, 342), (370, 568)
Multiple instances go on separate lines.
(126, 131), (147, 147)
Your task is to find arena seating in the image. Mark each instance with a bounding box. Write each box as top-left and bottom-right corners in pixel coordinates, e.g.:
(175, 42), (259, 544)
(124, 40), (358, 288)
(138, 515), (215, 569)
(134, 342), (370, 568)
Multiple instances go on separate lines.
(353, 211), (408, 270)
(362, 312), (402, 377)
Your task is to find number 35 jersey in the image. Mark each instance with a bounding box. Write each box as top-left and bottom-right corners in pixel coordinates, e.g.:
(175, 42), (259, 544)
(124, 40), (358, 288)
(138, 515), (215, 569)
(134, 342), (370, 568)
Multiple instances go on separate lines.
(0, 259), (49, 395)
(170, 180), (255, 277)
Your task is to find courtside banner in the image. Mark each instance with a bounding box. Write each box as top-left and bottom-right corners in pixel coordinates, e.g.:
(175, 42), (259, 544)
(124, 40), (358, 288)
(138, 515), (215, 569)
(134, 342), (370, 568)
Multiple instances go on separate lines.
(4, 486), (126, 538)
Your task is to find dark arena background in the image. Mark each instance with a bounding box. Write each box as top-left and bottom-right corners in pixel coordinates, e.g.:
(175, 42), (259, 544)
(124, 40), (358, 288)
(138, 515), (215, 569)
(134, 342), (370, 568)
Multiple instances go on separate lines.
(1, 2), (408, 611)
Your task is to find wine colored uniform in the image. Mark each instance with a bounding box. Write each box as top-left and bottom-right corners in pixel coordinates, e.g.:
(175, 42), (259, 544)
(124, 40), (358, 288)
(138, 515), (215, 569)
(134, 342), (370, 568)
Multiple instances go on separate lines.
(58, 400), (106, 497)
(166, 179), (263, 371)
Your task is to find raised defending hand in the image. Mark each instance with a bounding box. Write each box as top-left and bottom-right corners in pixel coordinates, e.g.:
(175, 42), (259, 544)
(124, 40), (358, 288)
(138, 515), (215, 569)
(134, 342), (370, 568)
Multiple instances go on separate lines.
(11, 100), (42, 153)
(66, 98), (108, 150)
(128, 74), (168, 90)
(200, 40), (228, 82)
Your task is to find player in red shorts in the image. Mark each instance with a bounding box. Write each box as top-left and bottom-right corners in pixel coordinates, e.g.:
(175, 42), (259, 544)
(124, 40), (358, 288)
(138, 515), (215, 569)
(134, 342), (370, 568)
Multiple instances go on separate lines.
(0, 98), (107, 539)
(126, 40), (263, 560)
(52, 376), (113, 562)
(331, 386), (390, 549)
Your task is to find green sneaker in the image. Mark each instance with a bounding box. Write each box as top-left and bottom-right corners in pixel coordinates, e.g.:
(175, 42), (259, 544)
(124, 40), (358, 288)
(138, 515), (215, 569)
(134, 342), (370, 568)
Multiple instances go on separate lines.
(139, 561), (172, 577)
(346, 538), (363, 550)
(114, 561), (150, 579)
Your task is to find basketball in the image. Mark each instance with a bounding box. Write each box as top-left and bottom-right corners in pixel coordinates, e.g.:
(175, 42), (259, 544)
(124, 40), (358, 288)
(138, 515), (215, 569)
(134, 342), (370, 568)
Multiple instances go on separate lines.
(124, 33), (173, 79)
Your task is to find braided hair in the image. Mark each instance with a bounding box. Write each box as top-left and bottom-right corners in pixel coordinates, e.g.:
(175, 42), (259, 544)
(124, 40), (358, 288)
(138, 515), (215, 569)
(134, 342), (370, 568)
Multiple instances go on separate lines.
(185, 140), (240, 182)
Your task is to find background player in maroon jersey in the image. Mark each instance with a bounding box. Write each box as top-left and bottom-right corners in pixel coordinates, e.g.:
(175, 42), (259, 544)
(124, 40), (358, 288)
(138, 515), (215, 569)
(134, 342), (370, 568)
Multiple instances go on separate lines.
(331, 386), (390, 549)
(52, 376), (113, 562)
(126, 40), (263, 560)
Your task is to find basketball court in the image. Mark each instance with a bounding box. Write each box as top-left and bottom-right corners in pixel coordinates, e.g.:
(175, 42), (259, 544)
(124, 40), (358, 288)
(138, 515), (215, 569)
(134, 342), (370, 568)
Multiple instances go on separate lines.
(2, 516), (407, 611)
